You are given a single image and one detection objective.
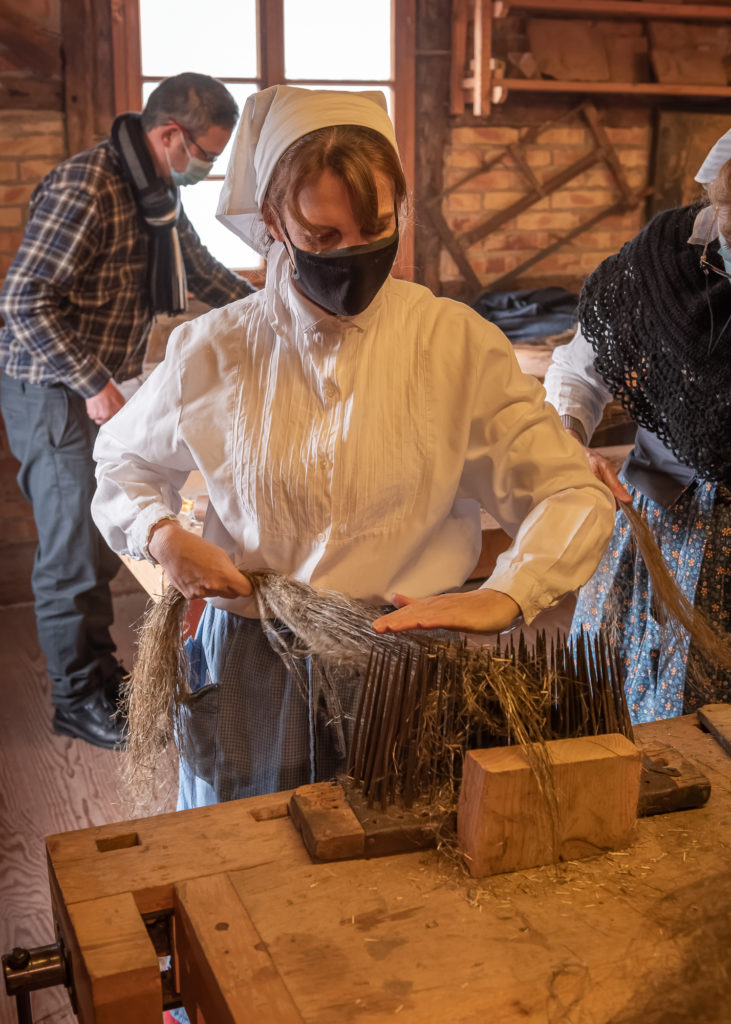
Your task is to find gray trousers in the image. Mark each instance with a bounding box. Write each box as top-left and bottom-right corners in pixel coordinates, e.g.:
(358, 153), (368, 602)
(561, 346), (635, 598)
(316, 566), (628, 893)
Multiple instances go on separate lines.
(1, 375), (121, 708)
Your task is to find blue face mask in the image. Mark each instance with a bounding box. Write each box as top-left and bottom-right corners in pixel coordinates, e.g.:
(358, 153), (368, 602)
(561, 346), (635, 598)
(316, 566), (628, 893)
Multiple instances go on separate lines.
(718, 233), (731, 275)
(167, 132), (213, 188)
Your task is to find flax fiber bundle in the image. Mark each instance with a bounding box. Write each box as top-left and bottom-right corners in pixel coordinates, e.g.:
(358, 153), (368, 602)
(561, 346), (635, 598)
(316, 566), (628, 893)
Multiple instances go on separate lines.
(620, 502), (731, 669)
(121, 506), (730, 814)
(122, 572), (408, 810)
(120, 586), (189, 811)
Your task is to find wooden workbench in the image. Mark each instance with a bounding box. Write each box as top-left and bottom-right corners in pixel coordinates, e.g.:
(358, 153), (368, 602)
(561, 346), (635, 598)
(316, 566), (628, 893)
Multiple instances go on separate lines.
(45, 713), (730, 1023)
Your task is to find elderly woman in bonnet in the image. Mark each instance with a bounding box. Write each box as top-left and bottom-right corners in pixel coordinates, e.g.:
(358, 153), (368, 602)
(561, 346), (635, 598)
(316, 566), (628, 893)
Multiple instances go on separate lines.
(91, 85), (614, 810)
(543, 131), (731, 725)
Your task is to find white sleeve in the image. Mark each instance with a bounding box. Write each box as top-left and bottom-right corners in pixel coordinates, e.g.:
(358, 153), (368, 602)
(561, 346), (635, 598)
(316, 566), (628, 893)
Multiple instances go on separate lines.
(543, 326), (614, 444)
(457, 324), (616, 624)
(91, 326), (196, 561)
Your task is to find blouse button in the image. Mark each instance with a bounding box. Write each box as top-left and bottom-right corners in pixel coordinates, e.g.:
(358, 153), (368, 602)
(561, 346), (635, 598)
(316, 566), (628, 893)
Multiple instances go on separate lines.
(316, 531), (327, 544)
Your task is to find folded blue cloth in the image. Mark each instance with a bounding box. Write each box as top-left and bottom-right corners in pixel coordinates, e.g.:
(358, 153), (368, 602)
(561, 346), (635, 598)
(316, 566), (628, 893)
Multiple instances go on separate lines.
(472, 286), (578, 343)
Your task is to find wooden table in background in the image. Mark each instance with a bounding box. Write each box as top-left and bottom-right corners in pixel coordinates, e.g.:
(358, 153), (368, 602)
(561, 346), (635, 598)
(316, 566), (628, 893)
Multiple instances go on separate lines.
(45, 713), (731, 1023)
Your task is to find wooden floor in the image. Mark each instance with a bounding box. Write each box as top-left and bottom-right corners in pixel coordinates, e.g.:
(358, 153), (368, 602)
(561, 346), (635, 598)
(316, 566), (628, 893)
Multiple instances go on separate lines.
(0, 558), (163, 1024)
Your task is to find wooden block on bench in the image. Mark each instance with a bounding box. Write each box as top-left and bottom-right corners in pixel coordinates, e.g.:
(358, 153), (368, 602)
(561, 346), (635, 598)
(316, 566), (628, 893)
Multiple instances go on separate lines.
(289, 781), (365, 861)
(458, 734), (642, 877)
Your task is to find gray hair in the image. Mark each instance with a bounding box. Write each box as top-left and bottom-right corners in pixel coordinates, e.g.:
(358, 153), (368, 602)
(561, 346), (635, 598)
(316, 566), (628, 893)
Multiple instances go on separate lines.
(141, 72), (238, 136)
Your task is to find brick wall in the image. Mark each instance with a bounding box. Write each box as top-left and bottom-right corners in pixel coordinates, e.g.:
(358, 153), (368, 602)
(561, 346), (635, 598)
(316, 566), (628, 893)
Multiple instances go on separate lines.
(0, 110), (67, 545)
(439, 111), (652, 296)
(0, 111), (66, 280)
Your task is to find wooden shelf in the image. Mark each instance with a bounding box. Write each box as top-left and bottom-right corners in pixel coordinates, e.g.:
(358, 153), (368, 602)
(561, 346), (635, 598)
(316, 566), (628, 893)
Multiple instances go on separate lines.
(494, 0), (731, 22)
(453, 0), (731, 115)
(491, 78), (731, 104)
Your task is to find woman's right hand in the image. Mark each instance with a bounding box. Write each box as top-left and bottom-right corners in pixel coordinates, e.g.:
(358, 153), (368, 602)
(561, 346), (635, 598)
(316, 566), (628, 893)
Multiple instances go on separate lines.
(565, 428), (632, 504)
(147, 520), (253, 601)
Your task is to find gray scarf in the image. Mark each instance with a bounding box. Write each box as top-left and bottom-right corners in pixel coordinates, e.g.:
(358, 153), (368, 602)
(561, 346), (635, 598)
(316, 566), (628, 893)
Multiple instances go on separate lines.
(111, 112), (187, 315)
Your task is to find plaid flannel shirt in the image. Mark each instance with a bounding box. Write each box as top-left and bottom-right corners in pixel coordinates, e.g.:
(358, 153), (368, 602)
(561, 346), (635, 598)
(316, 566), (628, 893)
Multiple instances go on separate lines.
(0, 139), (253, 397)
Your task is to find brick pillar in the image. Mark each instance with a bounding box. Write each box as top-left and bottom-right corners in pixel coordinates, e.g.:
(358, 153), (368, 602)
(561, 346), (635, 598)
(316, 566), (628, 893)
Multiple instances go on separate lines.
(0, 109), (67, 548)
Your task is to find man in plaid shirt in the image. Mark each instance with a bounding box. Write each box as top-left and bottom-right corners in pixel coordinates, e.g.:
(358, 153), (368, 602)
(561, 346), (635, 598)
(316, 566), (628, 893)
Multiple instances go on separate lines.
(0, 73), (255, 749)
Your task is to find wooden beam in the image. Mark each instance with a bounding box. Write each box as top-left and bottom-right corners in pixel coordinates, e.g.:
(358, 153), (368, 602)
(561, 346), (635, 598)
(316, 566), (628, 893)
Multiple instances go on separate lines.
(259, 0), (284, 86)
(472, 0), (493, 117)
(434, 104), (587, 202)
(492, 78), (731, 100)
(62, 0), (115, 154)
(698, 704), (731, 757)
(583, 102), (635, 207)
(110, 0), (142, 114)
(53, 884), (162, 1024)
(423, 201), (483, 293)
(0, 11), (61, 77)
(421, 101), (646, 295)
(414, 0), (453, 291)
(480, 196), (644, 296)
(459, 147), (601, 248)
(393, 0), (416, 280)
(450, 0), (469, 115)
(62, 0), (95, 155)
(494, 0), (731, 22)
(0, 76), (63, 111)
(175, 873), (303, 1023)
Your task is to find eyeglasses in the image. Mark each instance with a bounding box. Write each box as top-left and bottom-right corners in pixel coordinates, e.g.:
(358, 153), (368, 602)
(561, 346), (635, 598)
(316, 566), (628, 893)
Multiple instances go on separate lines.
(170, 121), (220, 164)
(700, 238), (731, 281)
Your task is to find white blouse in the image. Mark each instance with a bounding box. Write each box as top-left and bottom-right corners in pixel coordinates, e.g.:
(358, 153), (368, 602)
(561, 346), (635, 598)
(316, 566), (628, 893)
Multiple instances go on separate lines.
(92, 245), (615, 623)
(543, 327), (614, 444)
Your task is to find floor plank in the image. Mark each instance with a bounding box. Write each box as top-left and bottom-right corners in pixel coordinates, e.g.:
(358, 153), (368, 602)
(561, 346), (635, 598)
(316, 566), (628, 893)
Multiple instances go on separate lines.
(0, 586), (167, 1024)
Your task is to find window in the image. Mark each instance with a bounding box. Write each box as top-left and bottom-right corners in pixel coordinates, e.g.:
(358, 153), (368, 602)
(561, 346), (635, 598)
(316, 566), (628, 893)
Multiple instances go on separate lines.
(112, 0), (415, 275)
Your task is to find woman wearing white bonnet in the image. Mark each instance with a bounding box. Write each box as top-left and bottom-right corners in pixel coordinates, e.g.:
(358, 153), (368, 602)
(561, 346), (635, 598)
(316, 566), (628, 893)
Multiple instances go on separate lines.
(92, 85), (614, 809)
(543, 130), (731, 725)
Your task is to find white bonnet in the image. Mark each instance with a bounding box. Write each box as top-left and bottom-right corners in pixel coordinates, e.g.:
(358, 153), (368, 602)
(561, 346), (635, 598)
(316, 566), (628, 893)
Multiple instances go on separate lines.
(216, 85), (400, 255)
(695, 129), (731, 185)
(688, 129), (731, 244)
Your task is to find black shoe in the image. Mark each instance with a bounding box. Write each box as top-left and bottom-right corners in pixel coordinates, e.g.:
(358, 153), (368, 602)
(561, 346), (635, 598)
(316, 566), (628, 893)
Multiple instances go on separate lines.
(52, 691), (127, 750)
(102, 661), (130, 711)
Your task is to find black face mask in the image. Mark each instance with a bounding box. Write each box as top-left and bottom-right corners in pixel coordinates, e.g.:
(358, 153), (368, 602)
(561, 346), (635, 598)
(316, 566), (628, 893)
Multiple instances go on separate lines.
(283, 224), (399, 316)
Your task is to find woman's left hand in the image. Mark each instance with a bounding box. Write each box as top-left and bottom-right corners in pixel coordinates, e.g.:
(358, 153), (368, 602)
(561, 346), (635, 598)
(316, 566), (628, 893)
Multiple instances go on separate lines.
(372, 588), (521, 635)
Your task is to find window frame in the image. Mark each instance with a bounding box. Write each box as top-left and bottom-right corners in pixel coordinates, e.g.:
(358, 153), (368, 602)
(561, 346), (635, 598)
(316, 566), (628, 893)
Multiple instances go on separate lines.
(110, 0), (415, 277)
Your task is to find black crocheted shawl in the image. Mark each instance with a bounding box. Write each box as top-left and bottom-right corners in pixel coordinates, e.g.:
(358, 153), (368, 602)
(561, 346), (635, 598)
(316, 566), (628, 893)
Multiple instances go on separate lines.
(578, 204), (731, 486)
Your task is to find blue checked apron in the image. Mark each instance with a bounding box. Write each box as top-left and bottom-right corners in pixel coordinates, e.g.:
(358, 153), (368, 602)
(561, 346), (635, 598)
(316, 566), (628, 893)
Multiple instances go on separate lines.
(176, 604), (364, 809)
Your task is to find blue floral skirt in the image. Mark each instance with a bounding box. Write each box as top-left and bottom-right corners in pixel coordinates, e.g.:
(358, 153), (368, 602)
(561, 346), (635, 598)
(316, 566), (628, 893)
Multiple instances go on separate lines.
(571, 479), (730, 724)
